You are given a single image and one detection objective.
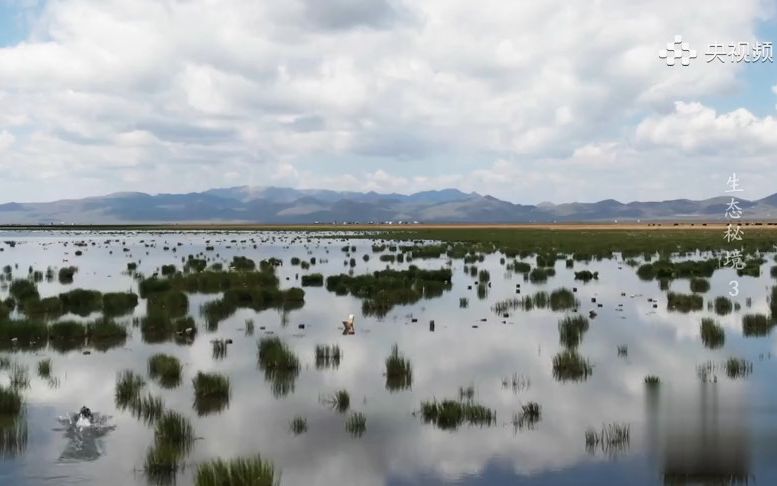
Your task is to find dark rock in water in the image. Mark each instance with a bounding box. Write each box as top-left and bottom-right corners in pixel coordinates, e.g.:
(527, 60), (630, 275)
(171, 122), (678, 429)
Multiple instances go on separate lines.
(472, 325), (479, 328)
(597, 303), (603, 308)
(573, 287), (577, 292)
(298, 324), (305, 329)
(259, 326), (266, 330)
(503, 313), (509, 318)
(653, 304), (658, 308)
(226, 339), (233, 344)
(429, 320), (435, 332)
(591, 297), (597, 303)
(621, 292), (626, 296)
(516, 289), (520, 294)
(83, 350), (91, 355)
(411, 318), (418, 323)
(468, 285), (472, 290)
(589, 310), (597, 318)
(480, 318), (487, 322)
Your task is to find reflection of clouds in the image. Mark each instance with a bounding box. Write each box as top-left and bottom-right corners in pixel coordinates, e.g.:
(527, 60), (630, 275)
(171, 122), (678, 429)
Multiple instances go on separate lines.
(0, 233), (775, 484)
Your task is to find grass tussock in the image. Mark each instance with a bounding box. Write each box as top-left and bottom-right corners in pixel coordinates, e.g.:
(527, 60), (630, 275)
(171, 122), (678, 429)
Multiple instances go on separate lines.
(385, 344), (412, 392)
(193, 372), (231, 416)
(552, 350), (592, 382)
(258, 337), (300, 398)
(314, 344), (341, 369)
(0, 386), (22, 415)
(742, 314), (774, 337)
(667, 292), (703, 312)
(419, 399), (496, 430)
(148, 354), (182, 388)
(345, 412), (366, 437)
(700, 318), (725, 349)
(195, 454), (278, 486)
(115, 370), (145, 408)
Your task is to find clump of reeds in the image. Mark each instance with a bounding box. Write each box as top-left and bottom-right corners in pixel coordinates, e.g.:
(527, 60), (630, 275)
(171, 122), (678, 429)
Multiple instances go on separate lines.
(195, 454), (278, 486)
(290, 416), (307, 435)
(212, 339), (228, 360)
(0, 413), (27, 458)
(257, 337), (300, 397)
(700, 318), (725, 349)
(102, 292), (139, 317)
(345, 412), (366, 437)
(300, 273), (324, 286)
(58, 288), (103, 316)
(742, 314), (774, 337)
(326, 389), (350, 413)
(37, 359), (51, 379)
(193, 371), (231, 415)
(585, 423), (630, 455)
(144, 410), (195, 483)
(644, 375), (660, 386)
(689, 278), (710, 293)
(115, 370), (146, 408)
(713, 296), (733, 315)
(314, 344), (342, 369)
(558, 315), (589, 348)
(0, 385), (22, 415)
(245, 319), (255, 336)
(148, 354), (182, 388)
(128, 393), (165, 425)
(9, 363), (29, 390)
(667, 292), (703, 312)
(385, 344), (412, 392)
(574, 270), (598, 282)
(419, 399), (496, 430)
(552, 350), (592, 382)
(459, 297), (469, 308)
(725, 358), (753, 379)
(513, 401), (541, 430)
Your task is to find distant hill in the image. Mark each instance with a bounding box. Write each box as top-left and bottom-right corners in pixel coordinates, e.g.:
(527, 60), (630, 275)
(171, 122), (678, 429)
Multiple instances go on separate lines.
(0, 186), (775, 224)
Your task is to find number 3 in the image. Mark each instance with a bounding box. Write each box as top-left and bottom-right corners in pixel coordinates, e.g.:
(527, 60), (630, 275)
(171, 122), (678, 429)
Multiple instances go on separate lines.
(729, 280), (739, 297)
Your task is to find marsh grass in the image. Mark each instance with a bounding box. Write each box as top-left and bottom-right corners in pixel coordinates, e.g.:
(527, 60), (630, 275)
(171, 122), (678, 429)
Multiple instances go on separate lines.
(9, 363), (29, 390)
(419, 399), (496, 430)
(326, 389), (350, 413)
(713, 296), (733, 316)
(574, 270), (599, 282)
(102, 292), (139, 317)
(86, 319), (128, 351)
(37, 358), (51, 379)
(212, 340), (228, 360)
(258, 337), (300, 398)
(513, 402), (541, 430)
(742, 314), (774, 337)
(700, 318), (725, 349)
(314, 344), (341, 369)
(195, 454), (278, 486)
(0, 414), (27, 458)
(129, 393), (165, 425)
(585, 423), (630, 455)
(385, 344), (412, 392)
(689, 278), (710, 293)
(148, 354), (182, 388)
(300, 273), (323, 286)
(667, 292), (703, 312)
(345, 412), (366, 437)
(145, 410), (195, 483)
(115, 370), (146, 408)
(644, 375), (660, 386)
(193, 372), (230, 415)
(725, 358), (753, 379)
(0, 386), (22, 415)
(290, 416), (307, 435)
(59, 289), (103, 316)
(558, 315), (589, 348)
(552, 350), (592, 382)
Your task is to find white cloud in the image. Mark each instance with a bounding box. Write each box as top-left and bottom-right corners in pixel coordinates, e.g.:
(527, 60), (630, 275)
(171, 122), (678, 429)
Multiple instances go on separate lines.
(0, 130), (15, 152)
(636, 101), (777, 154)
(0, 0), (774, 202)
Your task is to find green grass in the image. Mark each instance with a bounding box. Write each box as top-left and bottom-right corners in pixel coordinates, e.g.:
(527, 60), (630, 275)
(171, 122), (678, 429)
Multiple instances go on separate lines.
(58, 289), (103, 316)
(58, 266), (77, 284)
(385, 344), (412, 392)
(552, 350), (592, 382)
(328, 389), (350, 413)
(725, 358), (753, 379)
(644, 375), (660, 386)
(37, 359), (51, 379)
(0, 319), (47, 349)
(714, 296), (733, 315)
(115, 370), (146, 408)
(290, 416), (307, 435)
(666, 292), (703, 312)
(300, 273), (324, 286)
(102, 292), (138, 317)
(155, 410), (194, 448)
(325, 266), (452, 317)
(9, 280), (39, 303)
(128, 393), (165, 424)
(193, 372), (231, 415)
(574, 270), (599, 282)
(195, 454), (278, 486)
(345, 412), (367, 437)
(86, 319), (128, 350)
(258, 337), (300, 398)
(419, 399), (496, 430)
(147, 290), (189, 318)
(0, 414), (27, 458)
(742, 314), (774, 337)
(9, 363), (29, 390)
(700, 318), (725, 349)
(314, 344), (341, 369)
(48, 321), (86, 350)
(689, 278), (710, 293)
(0, 386), (22, 415)
(22, 296), (63, 320)
(144, 411), (195, 483)
(148, 354), (182, 388)
(585, 423), (630, 454)
(549, 288), (578, 311)
(558, 315), (590, 348)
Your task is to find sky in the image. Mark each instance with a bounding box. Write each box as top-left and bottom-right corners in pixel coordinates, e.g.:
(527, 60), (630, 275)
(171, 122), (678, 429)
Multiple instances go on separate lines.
(0, 0), (775, 204)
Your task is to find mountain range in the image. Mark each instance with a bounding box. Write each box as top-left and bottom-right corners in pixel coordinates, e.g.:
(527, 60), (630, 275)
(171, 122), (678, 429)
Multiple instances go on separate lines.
(1, 186), (775, 224)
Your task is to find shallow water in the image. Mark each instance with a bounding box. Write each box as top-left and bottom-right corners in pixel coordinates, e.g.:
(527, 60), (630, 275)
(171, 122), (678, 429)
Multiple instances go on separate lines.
(0, 230), (776, 485)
